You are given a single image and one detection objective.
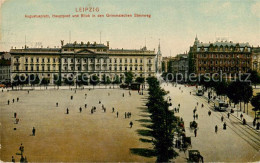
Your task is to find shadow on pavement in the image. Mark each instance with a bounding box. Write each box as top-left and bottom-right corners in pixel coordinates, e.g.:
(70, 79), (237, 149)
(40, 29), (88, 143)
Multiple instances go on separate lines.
(136, 119), (152, 123)
(136, 129), (153, 137)
(130, 148), (156, 158)
(139, 138), (153, 143)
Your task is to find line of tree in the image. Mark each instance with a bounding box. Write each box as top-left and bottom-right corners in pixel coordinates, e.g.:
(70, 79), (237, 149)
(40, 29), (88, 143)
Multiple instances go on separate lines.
(146, 77), (178, 162)
(198, 75), (255, 115)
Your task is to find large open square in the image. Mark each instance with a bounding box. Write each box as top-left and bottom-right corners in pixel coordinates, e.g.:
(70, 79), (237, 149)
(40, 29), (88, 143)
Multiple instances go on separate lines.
(0, 87), (155, 162)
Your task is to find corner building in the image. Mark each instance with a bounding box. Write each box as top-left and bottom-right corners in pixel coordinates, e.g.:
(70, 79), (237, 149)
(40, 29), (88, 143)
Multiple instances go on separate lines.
(188, 36), (252, 77)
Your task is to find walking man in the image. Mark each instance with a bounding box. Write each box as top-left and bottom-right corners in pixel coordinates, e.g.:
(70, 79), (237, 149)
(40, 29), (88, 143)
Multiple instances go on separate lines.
(19, 143), (24, 155)
(130, 121), (133, 128)
(56, 102), (58, 107)
(112, 107), (114, 113)
(66, 108), (69, 114)
(227, 113), (230, 119)
(8, 100), (10, 105)
(79, 107), (82, 113)
(85, 104), (87, 108)
(194, 128), (197, 137)
(215, 125), (218, 133)
(11, 156), (15, 162)
(221, 116), (224, 122)
(125, 112), (127, 119)
(117, 111), (119, 118)
(14, 112), (17, 118)
(32, 127), (36, 136)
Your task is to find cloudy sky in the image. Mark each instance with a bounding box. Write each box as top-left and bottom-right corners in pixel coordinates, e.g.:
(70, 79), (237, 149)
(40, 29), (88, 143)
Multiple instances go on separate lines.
(0, 0), (259, 56)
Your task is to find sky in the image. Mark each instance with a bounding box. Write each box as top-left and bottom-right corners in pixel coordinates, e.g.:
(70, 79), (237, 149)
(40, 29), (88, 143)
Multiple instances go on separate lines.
(0, 0), (259, 56)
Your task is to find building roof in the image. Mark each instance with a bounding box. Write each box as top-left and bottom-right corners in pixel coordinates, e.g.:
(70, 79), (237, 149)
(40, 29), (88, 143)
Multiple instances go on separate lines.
(62, 43), (108, 48)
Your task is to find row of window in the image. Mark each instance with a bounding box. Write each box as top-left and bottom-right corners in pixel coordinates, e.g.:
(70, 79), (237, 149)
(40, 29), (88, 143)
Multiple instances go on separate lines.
(198, 54), (251, 58)
(24, 58), (59, 63)
(63, 58), (151, 64)
(62, 66), (152, 71)
(198, 67), (248, 71)
(198, 60), (250, 64)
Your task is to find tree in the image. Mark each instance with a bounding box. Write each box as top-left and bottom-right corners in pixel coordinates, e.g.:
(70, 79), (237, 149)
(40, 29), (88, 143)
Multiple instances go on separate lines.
(90, 75), (99, 88)
(41, 77), (50, 86)
(241, 83), (253, 114)
(251, 93), (260, 119)
(30, 74), (40, 86)
(64, 77), (74, 87)
(135, 77), (145, 84)
(101, 74), (111, 85)
(76, 75), (88, 87)
(124, 71), (134, 85)
(247, 70), (260, 88)
(214, 81), (228, 99)
(227, 81), (242, 109)
(54, 74), (62, 87)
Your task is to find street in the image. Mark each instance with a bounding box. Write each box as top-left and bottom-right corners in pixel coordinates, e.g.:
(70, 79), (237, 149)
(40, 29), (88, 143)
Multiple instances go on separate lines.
(162, 83), (260, 162)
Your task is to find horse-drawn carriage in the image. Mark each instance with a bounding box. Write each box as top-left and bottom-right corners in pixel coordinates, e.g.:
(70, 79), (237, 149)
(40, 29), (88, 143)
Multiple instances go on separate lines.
(188, 150), (203, 162)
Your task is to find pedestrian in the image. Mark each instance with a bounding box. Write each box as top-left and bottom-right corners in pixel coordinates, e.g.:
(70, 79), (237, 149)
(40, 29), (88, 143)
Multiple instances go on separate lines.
(208, 110), (211, 116)
(122, 93), (124, 97)
(130, 121), (133, 128)
(125, 112), (127, 119)
(15, 118), (19, 124)
(197, 102), (198, 106)
(117, 111), (119, 118)
(240, 114), (243, 120)
(223, 122), (227, 130)
(11, 156), (15, 162)
(91, 109), (93, 114)
(193, 115), (196, 121)
(19, 143), (24, 155)
(85, 104), (87, 108)
(227, 113), (230, 119)
(221, 116), (224, 122)
(208, 99), (210, 104)
(195, 114), (198, 120)
(17, 97), (19, 102)
(79, 107), (82, 113)
(66, 108), (69, 114)
(194, 128), (197, 137)
(71, 96), (73, 100)
(253, 118), (256, 127)
(112, 107), (114, 113)
(178, 104), (180, 107)
(14, 112), (17, 118)
(20, 155), (25, 162)
(32, 127), (36, 136)
(13, 99), (15, 103)
(8, 100), (10, 105)
(190, 92), (191, 95)
(201, 104), (204, 108)
(215, 125), (218, 133)
(56, 102), (58, 107)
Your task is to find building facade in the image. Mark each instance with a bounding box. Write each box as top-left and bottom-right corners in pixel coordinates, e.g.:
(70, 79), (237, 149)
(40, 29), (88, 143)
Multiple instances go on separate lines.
(10, 41), (156, 84)
(0, 53), (11, 83)
(252, 47), (260, 74)
(162, 56), (177, 73)
(189, 36), (252, 77)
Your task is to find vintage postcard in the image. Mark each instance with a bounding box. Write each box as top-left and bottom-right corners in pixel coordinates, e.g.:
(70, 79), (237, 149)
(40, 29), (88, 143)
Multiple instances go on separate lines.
(0, 0), (260, 162)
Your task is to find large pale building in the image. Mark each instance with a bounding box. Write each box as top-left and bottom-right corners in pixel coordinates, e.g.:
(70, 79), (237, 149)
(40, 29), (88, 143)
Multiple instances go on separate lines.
(10, 41), (156, 84)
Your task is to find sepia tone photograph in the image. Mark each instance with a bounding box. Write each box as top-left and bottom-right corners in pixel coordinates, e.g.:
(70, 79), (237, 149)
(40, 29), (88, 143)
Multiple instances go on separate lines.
(0, 0), (259, 162)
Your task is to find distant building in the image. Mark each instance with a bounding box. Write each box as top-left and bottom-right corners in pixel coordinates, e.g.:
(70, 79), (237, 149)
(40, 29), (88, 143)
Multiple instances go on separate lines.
(171, 54), (189, 77)
(162, 56), (177, 73)
(252, 47), (260, 74)
(10, 41), (156, 84)
(188, 35), (252, 77)
(0, 52), (11, 83)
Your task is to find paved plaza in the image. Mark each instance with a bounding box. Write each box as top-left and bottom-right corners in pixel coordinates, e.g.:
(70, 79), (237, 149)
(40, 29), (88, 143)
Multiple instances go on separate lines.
(0, 87), (155, 162)
(162, 83), (260, 162)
